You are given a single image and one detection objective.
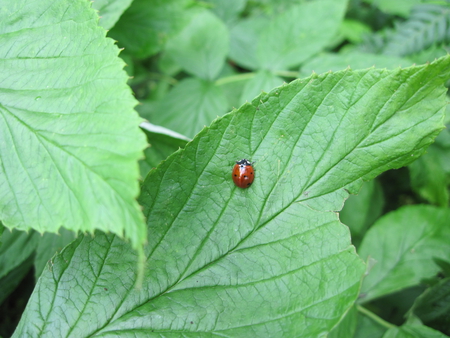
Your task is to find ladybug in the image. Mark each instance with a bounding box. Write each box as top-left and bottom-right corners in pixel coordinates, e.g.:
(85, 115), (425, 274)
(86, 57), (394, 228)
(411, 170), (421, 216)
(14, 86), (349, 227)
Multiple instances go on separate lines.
(232, 159), (255, 189)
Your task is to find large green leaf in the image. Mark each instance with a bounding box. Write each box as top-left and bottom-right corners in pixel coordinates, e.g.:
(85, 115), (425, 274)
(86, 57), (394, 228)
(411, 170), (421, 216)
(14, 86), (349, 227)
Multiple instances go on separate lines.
(359, 205), (450, 303)
(13, 57), (450, 337)
(0, 0), (147, 249)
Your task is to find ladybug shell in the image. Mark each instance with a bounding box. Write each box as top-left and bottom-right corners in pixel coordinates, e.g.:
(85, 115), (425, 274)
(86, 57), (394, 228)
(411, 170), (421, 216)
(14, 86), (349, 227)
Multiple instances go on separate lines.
(232, 159), (254, 189)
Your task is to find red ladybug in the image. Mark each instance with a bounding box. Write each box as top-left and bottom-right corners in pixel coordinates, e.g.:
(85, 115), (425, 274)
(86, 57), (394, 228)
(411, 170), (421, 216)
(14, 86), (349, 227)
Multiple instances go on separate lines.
(232, 159), (254, 189)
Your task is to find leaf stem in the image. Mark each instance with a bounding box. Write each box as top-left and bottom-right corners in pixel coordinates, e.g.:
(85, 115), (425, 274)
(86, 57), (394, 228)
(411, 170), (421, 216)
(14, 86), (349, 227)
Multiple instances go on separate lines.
(273, 70), (300, 78)
(215, 72), (256, 86)
(356, 305), (396, 329)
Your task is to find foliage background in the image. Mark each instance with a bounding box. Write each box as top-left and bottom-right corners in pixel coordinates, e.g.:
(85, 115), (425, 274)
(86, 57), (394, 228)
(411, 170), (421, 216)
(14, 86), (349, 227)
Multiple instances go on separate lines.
(1, 0), (450, 337)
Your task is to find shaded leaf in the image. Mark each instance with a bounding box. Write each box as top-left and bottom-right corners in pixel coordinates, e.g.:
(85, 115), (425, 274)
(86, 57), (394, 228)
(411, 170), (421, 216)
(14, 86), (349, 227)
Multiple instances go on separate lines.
(205, 0), (247, 25)
(359, 205), (450, 302)
(340, 179), (384, 246)
(383, 324), (448, 338)
(108, 0), (193, 58)
(411, 277), (450, 335)
(230, 0), (347, 71)
(0, 230), (40, 280)
(150, 77), (228, 138)
(138, 122), (189, 179)
(409, 146), (450, 207)
(240, 70), (284, 105)
(384, 3), (450, 56)
(165, 9), (229, 80)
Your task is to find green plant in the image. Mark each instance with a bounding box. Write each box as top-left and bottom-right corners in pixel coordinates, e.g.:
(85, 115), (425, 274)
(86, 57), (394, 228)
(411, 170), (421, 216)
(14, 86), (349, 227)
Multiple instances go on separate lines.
(1, 0), (450, 337)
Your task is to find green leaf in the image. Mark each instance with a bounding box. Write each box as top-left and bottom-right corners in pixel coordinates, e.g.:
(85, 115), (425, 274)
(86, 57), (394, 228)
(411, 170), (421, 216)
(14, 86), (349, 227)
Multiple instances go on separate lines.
(359, 205), (450, 303)
(0, 229), (39, 280)
(165, 9), (229, 80)
(340, 19), (372, 44)
(364, 0), (423, 17)
(108, 0), (193, 58)
(230, 0), (347, 71)
(0, 257), (33, 304)
(383, 3), (450, 57)
(240, 70), (284, 104)
(13, 57), (450, 337)
(204, 0), (247, 25)
(383, 324), (448, 338)
(300, 51), (412, 78)
(409, 146), (450, 207)
(34, 229), (77, 279)
(340, 179), (384, 245)
(354, 307), (387, 338)
(150, 77), (229, 138)
(411, 277), (450, 335)
(0, 0), (148, 250)
(229, 16), (266, 70)
(329, 305), (358, 338)
(91, 0), (133, 30)
(0, 229), (39, 303)
(138, 122), (190, 179)
(257, 0), (346, 70)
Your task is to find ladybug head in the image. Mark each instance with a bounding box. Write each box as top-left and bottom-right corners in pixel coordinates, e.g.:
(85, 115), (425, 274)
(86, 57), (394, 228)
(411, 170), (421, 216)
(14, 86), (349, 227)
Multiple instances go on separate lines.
(236, 159), (252, 166)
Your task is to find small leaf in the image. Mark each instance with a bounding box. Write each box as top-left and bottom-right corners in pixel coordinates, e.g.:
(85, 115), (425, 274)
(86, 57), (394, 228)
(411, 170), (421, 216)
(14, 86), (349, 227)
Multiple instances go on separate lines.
(359, 205), (450, 302)
(0, 0), (148, 250)
(165, 9), (229, 80)
(13, 57), (450, 337)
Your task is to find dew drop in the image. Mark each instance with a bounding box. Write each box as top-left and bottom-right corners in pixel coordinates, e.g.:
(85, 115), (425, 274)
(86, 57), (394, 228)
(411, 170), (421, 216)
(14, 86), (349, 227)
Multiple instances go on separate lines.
(35, 96), (41, 101)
